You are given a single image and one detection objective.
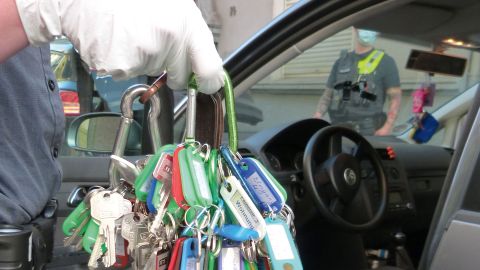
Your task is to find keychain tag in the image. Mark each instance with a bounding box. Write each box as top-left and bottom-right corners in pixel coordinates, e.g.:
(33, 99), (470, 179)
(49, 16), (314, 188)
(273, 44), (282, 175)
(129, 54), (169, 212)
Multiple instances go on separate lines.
(172, 146), (189, 209)
(154, 152), (174, 181)
(168, 237), (186, 270)
(263, 217), (303, 270)
(62, 201), (90, 236)
(219, 245), (242, 270)
(214, 224), (259, 242)
(180, 238), (200, 270)
(147, 179), (158, 213)
(220, 176), (266, 239)
(220, 145), (284, 213)
(179, 147), (200, 207)
(246, 158), (287, 201)
(135, 154), (160, 202)
(238, 158), (285, 213)
(186, 146), (213, 206)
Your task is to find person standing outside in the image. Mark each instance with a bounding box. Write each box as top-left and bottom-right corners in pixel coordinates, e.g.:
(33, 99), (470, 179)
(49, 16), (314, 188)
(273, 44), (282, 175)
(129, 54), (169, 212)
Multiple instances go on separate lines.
(314, 28), (402, 136)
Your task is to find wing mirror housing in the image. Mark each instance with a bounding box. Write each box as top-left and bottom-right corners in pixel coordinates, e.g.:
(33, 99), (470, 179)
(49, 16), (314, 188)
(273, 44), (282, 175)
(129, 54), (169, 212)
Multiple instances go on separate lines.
(66, 112), (142, 155)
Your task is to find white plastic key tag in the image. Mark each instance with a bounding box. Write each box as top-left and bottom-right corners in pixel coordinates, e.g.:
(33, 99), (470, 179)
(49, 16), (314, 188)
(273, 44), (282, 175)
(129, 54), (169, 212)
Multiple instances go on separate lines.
(218, 245), (242, 270)
(220, 176), (266, 239)
(263, 217), (303, 270)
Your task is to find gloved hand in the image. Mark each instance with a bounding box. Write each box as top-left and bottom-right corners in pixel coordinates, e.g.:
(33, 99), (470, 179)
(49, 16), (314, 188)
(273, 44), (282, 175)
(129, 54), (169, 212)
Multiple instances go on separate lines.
(15, 0), (224, 94)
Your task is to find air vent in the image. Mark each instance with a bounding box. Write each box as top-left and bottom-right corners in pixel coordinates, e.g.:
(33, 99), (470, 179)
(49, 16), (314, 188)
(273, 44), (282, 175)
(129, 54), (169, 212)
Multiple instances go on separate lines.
(238, 148), (257, 159)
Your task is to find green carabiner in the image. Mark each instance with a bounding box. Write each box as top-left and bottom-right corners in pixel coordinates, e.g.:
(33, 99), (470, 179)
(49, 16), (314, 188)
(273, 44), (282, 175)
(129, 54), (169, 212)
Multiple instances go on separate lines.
(187, 71), (238, 152)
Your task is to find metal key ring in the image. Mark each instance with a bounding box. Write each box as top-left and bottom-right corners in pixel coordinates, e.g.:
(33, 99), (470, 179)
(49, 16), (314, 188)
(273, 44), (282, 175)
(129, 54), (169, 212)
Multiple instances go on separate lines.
(241, 239), (258, 263)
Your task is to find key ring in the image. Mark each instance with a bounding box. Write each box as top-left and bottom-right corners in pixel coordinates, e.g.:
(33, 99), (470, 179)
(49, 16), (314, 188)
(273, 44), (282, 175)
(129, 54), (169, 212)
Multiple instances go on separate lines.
(241, 239), (258, 263)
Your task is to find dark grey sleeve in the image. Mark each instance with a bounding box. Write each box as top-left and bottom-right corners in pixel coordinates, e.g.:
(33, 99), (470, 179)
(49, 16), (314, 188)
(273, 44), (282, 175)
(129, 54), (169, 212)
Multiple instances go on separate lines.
(326, 59), (340, 89)
(382, 54), (401, 89)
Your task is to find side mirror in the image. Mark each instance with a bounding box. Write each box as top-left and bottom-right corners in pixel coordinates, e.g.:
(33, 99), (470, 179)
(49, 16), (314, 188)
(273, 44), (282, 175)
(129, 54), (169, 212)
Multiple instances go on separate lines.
(67, 113), (142, 154)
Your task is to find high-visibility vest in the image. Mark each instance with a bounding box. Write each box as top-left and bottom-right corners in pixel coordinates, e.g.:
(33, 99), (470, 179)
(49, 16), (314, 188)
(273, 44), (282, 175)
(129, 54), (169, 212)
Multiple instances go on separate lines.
(357, 49), (385, 75)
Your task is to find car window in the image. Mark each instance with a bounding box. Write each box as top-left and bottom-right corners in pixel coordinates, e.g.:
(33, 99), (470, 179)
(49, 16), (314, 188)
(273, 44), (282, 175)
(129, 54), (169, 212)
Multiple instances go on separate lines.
(236, 27), (480, 146)
(50, 39), (149, 157)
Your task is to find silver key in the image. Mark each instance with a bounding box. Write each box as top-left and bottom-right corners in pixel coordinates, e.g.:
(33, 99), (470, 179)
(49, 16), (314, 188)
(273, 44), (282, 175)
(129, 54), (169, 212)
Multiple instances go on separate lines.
(121, 212), (148, 256)
(91, 190), (131, 267)
(149, 181), (171, 235)
(87, 233), (105, 269)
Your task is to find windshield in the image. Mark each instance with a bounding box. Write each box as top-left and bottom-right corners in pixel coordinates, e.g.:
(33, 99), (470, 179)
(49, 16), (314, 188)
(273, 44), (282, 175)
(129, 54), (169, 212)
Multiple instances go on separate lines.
(235, 27), (480, 144)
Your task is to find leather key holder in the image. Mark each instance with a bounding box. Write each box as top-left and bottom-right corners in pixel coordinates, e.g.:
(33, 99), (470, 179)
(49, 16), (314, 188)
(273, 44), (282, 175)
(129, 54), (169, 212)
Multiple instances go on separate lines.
(195, 92), (224, 149)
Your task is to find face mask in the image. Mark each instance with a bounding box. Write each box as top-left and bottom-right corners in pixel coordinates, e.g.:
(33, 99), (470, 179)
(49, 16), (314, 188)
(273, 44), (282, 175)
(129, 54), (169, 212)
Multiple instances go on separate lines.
(357, 30), (378, 46)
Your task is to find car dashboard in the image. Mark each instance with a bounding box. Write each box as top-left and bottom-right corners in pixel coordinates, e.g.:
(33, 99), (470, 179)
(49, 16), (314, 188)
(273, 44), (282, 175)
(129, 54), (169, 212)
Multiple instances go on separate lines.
(236, 119), (453, 233)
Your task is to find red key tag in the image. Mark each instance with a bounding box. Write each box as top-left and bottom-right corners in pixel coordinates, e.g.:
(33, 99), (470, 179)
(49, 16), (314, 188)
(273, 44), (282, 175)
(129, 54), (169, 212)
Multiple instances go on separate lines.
(168, 237), (187, 270)
(172, 146), (189, 209)
(153, 152), (173, 182)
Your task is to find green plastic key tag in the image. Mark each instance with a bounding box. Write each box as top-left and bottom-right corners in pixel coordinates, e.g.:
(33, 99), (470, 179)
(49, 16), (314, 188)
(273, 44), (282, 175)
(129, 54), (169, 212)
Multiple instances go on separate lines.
(263, 217), (303, 270)
(134, 154), (160, 202)
(135, 144), (177, 202)
(178, 145), (212, 207)
(62, 201), (90, 236)
(82, 219), (100, 254)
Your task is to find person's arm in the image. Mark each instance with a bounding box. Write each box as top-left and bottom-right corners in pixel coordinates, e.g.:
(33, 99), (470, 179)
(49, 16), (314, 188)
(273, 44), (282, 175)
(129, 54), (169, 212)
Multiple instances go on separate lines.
(7, 0), (224, 93)
(314, 60), (338, 118)
(375, 86), (401, 135)
(314, 88), (333, 118)
(0, 0), (28, 62)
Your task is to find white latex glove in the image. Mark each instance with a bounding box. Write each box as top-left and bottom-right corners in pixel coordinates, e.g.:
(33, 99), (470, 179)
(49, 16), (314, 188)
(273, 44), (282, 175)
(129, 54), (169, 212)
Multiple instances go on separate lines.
(15, 0), (224, 94)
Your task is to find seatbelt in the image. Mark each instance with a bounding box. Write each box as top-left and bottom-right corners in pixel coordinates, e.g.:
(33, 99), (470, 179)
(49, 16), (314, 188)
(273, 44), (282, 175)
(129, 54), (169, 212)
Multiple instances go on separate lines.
(357, 49), (384, 75)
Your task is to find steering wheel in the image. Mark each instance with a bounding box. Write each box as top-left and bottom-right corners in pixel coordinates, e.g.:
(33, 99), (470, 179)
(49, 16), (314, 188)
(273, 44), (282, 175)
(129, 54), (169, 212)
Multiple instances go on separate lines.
(303, 125), (387, 231)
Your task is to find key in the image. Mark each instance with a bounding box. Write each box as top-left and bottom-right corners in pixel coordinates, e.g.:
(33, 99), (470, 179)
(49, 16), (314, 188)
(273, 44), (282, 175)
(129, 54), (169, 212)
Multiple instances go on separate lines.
(150, 180), (172, 235)
(135, 241), (153, 270)
(90, 190), (132, 267)
(114, 221), (129, 268)
(87, 233), (105, 269)
(220, 176), (267, 239)
(121, 212), (148, 256)
(263, 217), (303, 270)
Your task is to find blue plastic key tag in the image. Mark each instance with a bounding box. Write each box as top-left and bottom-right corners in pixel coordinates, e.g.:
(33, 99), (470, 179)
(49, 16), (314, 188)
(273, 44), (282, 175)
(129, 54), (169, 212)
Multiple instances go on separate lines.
(146, 179), (158, 214)
(238, 158), (285, 213)
(263, 217), (303, 270)
(214, 224), (259, 242)
(220, 145), (285, 214)
(180, 238), (200, 270)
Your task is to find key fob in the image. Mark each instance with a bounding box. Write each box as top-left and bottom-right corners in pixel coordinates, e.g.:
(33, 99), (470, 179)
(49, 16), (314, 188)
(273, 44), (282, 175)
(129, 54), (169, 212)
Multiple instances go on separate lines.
(172, 146), (189, 209)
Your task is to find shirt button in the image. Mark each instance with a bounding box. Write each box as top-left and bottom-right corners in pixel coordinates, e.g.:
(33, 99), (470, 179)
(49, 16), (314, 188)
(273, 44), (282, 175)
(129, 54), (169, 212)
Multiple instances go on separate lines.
(53, 147), (59, 158)
(48, 79), (56, 91)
